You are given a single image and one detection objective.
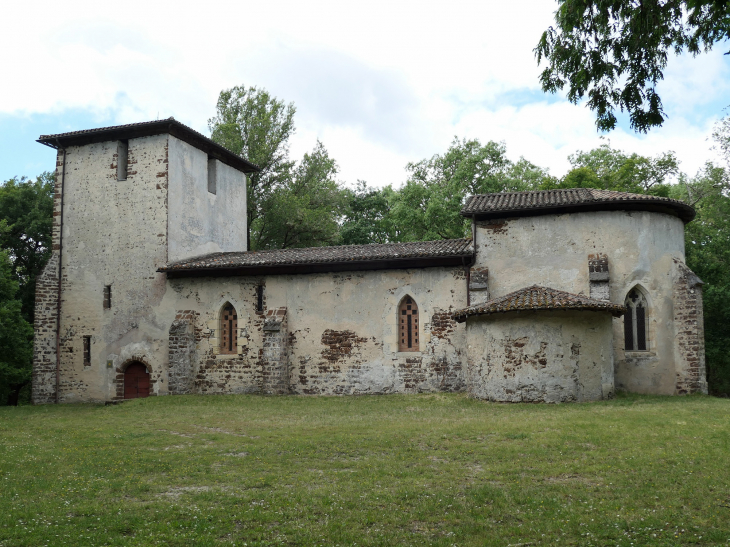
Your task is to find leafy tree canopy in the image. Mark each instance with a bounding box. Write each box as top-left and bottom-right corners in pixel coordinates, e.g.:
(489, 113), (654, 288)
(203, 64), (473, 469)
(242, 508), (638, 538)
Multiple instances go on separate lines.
(536, 0), (730, 132)
(339, 182), (398, 245)
(253, 141), (345, 250)
(672, 160), (730, 393)
(209, 85), (296, 248)
(0, 172), (54, 323)
(0, 248), (33, 406)
(389, 138), (555, 241)
(541, 142), (679, 194)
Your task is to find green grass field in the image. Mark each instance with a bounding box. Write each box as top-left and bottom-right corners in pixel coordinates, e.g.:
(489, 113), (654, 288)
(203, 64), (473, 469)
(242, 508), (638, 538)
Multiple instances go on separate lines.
(1, 393), (729, 546)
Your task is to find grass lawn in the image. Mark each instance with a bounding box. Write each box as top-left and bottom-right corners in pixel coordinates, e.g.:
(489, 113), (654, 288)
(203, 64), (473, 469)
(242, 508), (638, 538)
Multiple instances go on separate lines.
(0, 393), (729, 546)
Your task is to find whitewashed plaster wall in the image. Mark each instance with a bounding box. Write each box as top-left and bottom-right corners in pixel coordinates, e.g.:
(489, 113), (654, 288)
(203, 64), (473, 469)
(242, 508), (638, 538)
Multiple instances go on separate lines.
(466, 310), (615, 402)
(473, 210), (687, 394)
(167, 136), (247, 263)
(162, 265), (469, 396)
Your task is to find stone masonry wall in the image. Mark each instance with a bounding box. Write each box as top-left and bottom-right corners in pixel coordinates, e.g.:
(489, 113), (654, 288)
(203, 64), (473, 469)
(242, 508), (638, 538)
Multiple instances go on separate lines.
(476, 211), (687, 395)
(32, 148), (65, 404)
(468, 267), (490, 306)
(49, 135), (172, 402)
(672, 259), (708, 394)
(161, 266), (467, 397)
(32, 252), (59, 404)
(262, 308), (289, 394)
(168, 310), (198, 395)
(466, 310), (615, 403)
(192, 280), (267, 395)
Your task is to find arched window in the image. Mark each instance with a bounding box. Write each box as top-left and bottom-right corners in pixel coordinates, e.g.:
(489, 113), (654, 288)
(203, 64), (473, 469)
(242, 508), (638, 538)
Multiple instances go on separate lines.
(624, 288), (648, 351)
(398, 296), (419, 352)
(220, 303), (238, 355)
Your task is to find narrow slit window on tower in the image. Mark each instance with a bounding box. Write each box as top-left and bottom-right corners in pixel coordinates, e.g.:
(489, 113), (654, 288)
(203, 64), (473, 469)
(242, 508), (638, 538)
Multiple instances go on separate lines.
(398, 296), (419, 352)
(256, 285), (264, 313)
(624, 288), (648, 351)
(103, 285), (112, 309)
(207, 157), (217, 194)
(83, 336), (91, 367)
(117, 140), (128, 181)
(220, 303), (238, 355)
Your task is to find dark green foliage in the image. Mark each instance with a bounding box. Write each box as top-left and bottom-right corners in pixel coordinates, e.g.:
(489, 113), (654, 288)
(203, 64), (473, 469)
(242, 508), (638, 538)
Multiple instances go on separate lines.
(541, 143), (679, 193)
(0, 173), (54, 323)
(0, 249), (33, 406)
(339, 181), (397, 245)
(672, 163), (730, 394)
(253, 141), (345, 249)
(209, 85), (347, 251)
(0, 174), (53, 405)
(388, 138), (553, 241)
(209, 85), (296, 249)
(536, 0), (730, 132)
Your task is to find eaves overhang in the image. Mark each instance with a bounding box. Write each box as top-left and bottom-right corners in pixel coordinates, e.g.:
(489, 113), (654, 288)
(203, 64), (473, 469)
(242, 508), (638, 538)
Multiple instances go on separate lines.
(159, 254), (475, 278)
(37, 118), (260, 174)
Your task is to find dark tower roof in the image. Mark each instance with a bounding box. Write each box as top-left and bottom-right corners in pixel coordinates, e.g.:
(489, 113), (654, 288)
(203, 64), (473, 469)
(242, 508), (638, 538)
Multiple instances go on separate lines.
(37, 118), (260, 174)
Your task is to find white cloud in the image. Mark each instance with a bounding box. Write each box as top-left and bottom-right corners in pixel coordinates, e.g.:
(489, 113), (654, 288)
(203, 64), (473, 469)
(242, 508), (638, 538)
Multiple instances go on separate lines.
(1, 0), (727, 185)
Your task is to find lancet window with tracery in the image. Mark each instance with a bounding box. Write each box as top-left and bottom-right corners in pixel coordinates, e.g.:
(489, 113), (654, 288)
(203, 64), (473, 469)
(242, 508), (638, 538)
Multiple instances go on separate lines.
(624, 288), (648, 351)
(398, 296), (419, 352)
(220, 303), (238, 355)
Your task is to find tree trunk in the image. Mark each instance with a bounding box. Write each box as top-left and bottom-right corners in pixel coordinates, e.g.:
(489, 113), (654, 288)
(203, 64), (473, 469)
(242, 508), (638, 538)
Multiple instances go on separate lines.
(7, 388), (20, 406)
(6, 382), (28, 406)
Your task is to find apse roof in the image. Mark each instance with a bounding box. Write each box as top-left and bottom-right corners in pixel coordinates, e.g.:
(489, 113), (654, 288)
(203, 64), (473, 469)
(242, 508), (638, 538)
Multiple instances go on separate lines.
(160, 238), (475, 277)
(452, 285), (626, 322)
(461, 188), (695, 223)
(37, 118), (260, 174)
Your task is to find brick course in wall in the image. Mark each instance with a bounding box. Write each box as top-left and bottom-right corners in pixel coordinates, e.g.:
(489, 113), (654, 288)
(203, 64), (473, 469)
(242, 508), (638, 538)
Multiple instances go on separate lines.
(32, 149), (65, 405)
(32, 252), (60, 404)
(673, 259), (708, 395)
(262, 308), (289, 394)
(168, 310), (198, 394)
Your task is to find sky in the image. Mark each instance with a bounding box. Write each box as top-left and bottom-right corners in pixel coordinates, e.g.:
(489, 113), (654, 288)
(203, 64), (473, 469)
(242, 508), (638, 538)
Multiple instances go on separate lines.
(1, 0), (728, 187)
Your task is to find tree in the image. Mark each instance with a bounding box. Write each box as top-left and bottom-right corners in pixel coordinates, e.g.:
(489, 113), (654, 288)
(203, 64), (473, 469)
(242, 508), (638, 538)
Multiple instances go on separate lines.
(253, 141), (345, 249)
(0, 246), (33, 406)
(671, 162), (730, 394)
(0, 173), (54, 323)
(339, 182), (398, 245)
(389, 138), (550, 241)
(536, 1), (730, 132)
(209, 85), (296, 249)
(541, 143), (679, 193)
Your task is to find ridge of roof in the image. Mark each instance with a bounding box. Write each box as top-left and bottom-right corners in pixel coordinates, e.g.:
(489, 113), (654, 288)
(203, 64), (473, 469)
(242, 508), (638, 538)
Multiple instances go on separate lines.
(461, 188), (695, 223)
(37, 118), (260, 174)
(159, 238), (475, 275)
(452, 284), (626, 322)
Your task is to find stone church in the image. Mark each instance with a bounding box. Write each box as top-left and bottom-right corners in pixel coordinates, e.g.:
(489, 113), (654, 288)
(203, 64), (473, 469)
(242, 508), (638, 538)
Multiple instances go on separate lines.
(31, 119), (707, 404)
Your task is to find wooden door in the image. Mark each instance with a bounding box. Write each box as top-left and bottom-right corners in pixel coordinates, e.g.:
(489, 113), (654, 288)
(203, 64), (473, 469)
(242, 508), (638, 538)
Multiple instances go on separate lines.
(124, 362), (150, 399)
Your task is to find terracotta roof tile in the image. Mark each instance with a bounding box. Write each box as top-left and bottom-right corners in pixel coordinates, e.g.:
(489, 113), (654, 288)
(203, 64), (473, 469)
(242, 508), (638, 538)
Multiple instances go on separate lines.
(461, 188), (695, 222)
(160, 238), (474, 273)
(452, 285), (625, 322)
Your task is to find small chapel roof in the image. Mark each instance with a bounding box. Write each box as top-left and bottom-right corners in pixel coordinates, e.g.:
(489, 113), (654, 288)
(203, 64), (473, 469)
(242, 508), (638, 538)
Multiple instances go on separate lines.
(452, 285), (626, 322)
(160, 238), (475, 277)
(37, 118), (260, 174)
(461, 188), (695, 223)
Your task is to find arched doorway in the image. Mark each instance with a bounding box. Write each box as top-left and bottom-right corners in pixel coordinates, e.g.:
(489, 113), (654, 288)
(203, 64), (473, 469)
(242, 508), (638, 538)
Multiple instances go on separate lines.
(124, 361), (150, 399)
